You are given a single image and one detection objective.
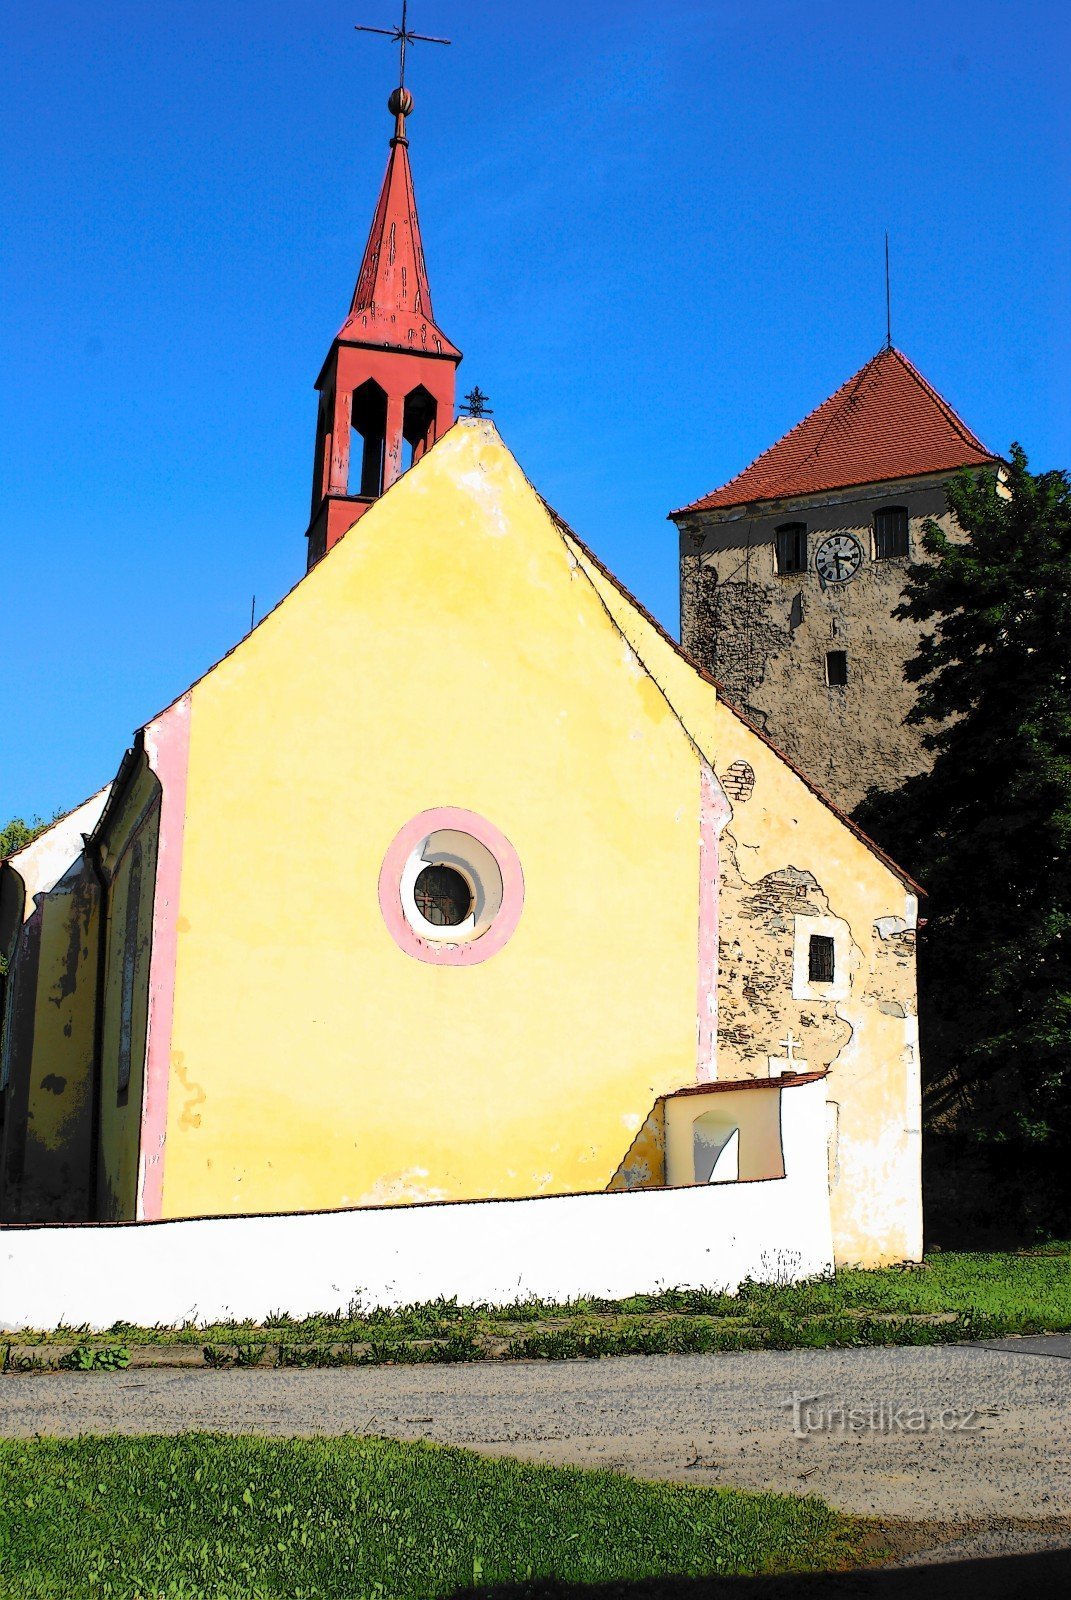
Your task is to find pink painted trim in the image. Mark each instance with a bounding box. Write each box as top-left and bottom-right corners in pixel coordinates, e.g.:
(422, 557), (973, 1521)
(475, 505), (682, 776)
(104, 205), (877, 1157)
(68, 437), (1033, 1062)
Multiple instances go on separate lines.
(137, 694), (192, 1220)
(378, 807), (524, 967)
(697, 762), (731, 1083)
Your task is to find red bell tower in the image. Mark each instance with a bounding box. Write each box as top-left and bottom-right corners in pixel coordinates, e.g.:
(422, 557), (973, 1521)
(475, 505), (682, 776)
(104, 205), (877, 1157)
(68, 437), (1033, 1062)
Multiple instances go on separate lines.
(306, 84), (461, 569)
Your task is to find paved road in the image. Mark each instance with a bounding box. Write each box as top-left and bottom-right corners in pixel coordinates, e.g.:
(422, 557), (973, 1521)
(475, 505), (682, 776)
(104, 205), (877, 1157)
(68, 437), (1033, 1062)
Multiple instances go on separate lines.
(2, 1339), (1068, 1569)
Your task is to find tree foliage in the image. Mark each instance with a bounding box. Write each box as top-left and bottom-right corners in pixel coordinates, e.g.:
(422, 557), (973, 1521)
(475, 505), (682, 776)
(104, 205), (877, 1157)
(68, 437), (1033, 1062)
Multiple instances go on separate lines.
(0, 817), (46, 861)
(858, 445), (1071, 1159)
(0, 816), (51, 976)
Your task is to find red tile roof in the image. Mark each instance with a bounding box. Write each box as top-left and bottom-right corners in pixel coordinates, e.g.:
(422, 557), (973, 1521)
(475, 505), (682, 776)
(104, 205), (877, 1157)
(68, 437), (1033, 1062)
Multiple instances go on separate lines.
(672, 347), (997, 515)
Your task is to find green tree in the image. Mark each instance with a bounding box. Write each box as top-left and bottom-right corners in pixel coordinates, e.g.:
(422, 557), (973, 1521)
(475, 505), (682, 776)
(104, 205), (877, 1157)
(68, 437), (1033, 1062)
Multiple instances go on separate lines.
(858, 446), (1071, 1224)
(1, 816), (50, 976)
(0, 817), (46, 860)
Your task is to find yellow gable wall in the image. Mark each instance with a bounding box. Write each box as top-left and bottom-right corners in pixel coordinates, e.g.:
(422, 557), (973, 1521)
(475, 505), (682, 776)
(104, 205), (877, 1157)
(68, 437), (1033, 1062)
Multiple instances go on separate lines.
(162, 422), (705, 1219)
(568, 540), (922, 1266)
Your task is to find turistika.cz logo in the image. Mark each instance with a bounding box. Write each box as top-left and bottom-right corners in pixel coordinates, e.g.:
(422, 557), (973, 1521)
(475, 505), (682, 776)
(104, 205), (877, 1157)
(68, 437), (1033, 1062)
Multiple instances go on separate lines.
(784, 1392), (986, 1438)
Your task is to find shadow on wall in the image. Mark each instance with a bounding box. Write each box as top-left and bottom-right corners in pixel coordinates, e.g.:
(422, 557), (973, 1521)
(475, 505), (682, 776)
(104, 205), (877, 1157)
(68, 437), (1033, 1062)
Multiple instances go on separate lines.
(443, 1547), (1071, 1599)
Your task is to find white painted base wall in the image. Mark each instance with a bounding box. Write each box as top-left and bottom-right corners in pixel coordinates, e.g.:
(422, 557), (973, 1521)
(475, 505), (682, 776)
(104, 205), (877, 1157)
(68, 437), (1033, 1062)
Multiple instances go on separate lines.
(0, 1080), (834, 1330)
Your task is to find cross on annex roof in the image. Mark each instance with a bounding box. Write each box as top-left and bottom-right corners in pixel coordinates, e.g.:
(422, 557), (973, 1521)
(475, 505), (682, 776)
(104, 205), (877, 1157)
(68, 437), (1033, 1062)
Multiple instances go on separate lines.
(460, 387), (493, 418)
(355, 1), (450, 90)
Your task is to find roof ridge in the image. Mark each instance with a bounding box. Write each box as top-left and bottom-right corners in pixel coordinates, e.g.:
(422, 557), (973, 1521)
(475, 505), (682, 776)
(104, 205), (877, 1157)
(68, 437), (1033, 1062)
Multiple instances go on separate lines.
(888, 346), (994, 457)
(668, 350), (887, 518)
(671, 345), (997, 517)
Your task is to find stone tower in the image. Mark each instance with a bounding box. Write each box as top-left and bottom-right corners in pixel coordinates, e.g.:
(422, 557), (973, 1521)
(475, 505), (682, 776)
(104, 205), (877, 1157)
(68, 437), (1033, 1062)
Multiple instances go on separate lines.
(305, 85), (461, 569)
(673, 347), (999, 813)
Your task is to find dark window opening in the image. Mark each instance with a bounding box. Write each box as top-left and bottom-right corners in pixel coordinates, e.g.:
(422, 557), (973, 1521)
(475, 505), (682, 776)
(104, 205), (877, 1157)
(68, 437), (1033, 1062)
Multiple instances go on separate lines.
(874, 506), (909, 560)
(402, 385), (437, 473)
(350, 380), (388, 498)
(117, 840), (143, 1104)
(414, 864), (472, 927)
(809, 934), (835, 984)
(775, 523), (807, 575)
(826, 650), (848, 686)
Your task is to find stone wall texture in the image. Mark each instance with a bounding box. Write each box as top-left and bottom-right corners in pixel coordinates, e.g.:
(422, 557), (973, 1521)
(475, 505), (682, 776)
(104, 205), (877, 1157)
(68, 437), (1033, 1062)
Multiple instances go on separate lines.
(678, 476), (961, 814)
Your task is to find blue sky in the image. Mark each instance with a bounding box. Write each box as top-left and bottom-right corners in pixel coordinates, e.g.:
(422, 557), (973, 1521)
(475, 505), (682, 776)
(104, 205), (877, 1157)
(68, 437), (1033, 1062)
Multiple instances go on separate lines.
(2, 0), (1067, 822)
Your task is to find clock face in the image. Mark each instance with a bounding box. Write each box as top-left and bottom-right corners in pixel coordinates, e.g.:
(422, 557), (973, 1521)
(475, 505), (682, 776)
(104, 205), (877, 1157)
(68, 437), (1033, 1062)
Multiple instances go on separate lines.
(815, 534), (863, 585)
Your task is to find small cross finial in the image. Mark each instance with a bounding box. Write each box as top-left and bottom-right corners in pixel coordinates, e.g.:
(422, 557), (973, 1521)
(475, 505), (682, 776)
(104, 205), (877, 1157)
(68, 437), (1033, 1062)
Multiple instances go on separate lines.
(461, 387), (493, 418)
(355, 1), (451, 97)
(779, 1030), (802, 1066)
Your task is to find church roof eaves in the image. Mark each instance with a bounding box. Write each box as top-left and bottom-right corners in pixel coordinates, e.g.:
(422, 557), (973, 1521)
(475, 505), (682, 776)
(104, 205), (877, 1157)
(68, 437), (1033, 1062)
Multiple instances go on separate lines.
(665, 1069), (828, 1099)
(0, 783), (113, 867)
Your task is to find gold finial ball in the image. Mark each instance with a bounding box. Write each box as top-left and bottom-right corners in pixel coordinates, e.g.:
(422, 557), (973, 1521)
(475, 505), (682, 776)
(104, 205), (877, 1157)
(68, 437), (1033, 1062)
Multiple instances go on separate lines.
(388, 86), (414, 119)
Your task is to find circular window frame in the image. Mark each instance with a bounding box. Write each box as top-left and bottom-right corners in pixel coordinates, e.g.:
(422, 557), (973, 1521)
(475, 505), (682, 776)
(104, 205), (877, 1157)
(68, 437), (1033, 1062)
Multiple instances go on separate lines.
(379, 808), (524, 966)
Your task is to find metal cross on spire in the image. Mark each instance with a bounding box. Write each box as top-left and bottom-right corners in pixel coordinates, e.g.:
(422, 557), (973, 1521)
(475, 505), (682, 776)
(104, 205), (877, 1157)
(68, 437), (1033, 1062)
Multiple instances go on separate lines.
(354, 1), (450, 90)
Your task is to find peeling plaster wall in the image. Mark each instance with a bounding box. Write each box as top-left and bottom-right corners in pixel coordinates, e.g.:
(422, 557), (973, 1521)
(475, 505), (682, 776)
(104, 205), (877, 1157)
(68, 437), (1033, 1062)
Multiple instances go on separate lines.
(0, 1079), (833, 1328)
(677, 479), (961, 813)
(0, 791), (109, 1222)
(715, 829), (921, 1264)
(571, 541), (922, 1267)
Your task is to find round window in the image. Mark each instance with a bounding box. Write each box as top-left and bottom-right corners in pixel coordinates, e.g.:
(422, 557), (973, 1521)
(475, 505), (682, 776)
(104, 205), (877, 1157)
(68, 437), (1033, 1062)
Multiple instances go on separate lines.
(413, 863), (473, 927)
(398, 828), (503, 942)
(379, 808), (525, 966)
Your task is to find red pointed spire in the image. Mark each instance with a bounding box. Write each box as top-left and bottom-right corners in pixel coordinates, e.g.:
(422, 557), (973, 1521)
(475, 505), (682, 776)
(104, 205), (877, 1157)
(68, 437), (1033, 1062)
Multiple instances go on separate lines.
(305, 86), (461, 569)
(337, 89), (460, 360)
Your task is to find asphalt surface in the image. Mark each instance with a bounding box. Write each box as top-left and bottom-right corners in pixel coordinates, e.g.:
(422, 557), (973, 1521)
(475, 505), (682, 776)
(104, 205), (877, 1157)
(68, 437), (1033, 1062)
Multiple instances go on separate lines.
(2, 1338), (1068, 1575)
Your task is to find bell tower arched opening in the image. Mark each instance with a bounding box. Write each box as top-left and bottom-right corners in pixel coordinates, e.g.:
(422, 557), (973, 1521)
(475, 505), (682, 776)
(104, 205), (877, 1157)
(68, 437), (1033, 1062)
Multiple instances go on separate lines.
(350, 380), (388, 498)
(403, 385), (437, 472)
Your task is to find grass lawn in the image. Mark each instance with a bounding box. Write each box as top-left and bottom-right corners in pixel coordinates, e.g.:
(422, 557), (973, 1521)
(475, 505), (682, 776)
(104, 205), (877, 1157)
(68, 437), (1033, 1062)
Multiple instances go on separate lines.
(7, 1246), (1069, 1369)
(0, 1435), (869, 1599)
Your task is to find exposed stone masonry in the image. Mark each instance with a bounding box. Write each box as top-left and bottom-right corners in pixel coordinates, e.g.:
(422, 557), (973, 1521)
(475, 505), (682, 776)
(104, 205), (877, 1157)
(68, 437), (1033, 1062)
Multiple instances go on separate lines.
(677, 477), (962, 813)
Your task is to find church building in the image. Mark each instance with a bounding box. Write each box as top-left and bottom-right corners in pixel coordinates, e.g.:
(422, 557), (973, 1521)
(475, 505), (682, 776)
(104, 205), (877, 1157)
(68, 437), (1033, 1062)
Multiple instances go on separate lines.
(0, 78), (923, 1272)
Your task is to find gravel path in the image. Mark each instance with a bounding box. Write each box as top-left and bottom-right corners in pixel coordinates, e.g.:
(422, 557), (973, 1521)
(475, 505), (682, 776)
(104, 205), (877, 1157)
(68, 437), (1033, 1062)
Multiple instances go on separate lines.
(2, 1338), (1068, 1570)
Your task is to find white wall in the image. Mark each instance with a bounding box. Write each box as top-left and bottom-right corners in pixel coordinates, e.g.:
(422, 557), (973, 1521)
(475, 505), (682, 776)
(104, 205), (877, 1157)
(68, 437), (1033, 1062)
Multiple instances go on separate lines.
(0, 1080), (833, 1329)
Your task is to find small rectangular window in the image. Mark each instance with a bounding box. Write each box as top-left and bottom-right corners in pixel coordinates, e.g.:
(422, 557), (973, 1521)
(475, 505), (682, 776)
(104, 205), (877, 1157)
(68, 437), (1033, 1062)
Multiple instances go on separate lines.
(826, 650), (847, 686)
(874, 506), (909, 560)
(809, 934), (835, 984)
(775, 523), (807, 575)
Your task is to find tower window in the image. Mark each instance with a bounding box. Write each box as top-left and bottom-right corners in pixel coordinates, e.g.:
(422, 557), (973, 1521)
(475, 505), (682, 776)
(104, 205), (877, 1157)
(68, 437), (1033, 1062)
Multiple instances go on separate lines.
(775, 523), (807, 575)
(808, 934), (836, 985)
(350, 380), (388, 498)
(873, 506), (909, 560)
(826, 650), (848, 687)
(403, 385), (437, 472)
